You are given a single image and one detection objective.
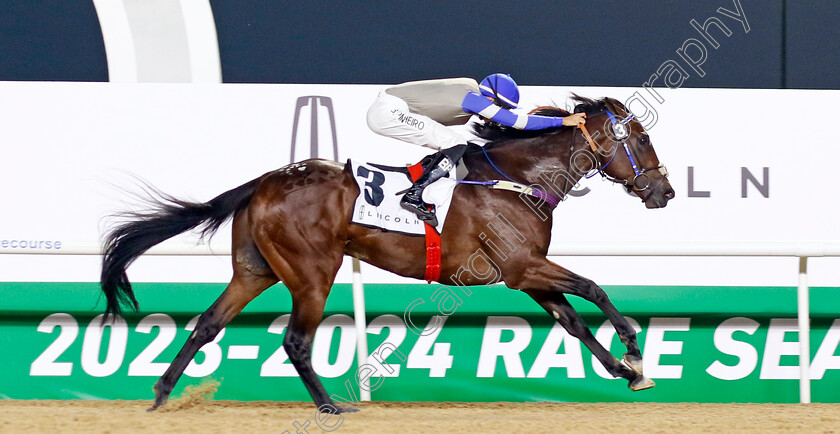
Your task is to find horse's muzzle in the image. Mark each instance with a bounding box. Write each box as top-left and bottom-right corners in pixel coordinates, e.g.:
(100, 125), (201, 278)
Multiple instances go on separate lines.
(644, 181), (675, 209)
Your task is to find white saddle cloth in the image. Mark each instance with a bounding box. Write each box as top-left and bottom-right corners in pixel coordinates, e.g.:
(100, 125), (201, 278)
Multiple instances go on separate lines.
(349, 160), (457, 235)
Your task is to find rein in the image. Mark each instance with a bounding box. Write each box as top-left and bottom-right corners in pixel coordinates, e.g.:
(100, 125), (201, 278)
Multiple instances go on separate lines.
(456, 105), (670, 207)
(453, 146), (560, 208)
(481, 145), (517, 183)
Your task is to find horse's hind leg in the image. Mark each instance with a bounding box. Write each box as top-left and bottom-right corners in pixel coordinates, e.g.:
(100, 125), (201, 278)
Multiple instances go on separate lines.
(150, 212), (278, 411)
(248, 231), (354, 410)
(254, 243), (356, 413)
(149, 271), (277, 410)
(283, 288), (359, 413)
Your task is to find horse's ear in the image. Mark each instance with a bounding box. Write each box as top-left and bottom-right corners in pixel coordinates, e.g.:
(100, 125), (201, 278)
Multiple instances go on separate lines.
(529, 106), (570, 117)
(571, 93), (599, 114)
(604, 97), (628, 115)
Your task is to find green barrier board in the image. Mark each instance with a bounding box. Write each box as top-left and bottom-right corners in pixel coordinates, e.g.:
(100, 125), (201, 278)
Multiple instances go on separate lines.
(1, 282), (838, 403)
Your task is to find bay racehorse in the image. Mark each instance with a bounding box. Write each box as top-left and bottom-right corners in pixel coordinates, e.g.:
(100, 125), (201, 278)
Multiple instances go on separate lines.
(100, 95), (674, 413)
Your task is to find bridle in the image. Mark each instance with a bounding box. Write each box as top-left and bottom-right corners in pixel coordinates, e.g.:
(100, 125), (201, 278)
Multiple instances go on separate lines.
(578, 109), (669, 193)
(472, 105), (667, 206)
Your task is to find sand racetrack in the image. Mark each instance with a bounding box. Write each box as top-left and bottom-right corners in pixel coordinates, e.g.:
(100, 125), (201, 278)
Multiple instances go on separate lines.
(1, 400), (839, 433)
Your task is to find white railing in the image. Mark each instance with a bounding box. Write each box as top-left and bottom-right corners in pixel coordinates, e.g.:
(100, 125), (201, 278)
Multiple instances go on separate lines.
(1, 241), (372, 401)
(0, 241), (232, 256)
(546, 241), (840, 405)
(4, 240), (840, 404)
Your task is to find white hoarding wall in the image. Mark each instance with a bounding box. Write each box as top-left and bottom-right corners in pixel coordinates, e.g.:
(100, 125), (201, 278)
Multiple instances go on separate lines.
(0, 82), (837, 287)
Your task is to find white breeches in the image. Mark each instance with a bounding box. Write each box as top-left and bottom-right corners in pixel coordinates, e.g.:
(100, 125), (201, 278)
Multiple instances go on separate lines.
(366, 91), (465, 150)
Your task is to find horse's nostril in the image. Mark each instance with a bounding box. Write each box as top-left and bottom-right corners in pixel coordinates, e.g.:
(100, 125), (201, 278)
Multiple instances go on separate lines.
(664, 189), (675, 200)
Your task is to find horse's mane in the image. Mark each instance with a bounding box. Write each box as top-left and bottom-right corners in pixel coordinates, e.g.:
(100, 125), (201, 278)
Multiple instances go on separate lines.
(472, 94), (627, 143)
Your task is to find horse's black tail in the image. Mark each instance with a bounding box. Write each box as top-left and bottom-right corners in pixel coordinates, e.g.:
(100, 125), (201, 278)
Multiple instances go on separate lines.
(101, 177), (262, 322)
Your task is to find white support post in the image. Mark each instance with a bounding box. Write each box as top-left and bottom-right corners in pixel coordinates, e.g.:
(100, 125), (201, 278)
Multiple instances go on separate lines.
(797, 256), (811, 404)
(351, 258), (371, 401)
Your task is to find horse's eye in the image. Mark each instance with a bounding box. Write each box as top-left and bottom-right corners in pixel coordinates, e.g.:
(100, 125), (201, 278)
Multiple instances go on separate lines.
(639, 135), (650, 145)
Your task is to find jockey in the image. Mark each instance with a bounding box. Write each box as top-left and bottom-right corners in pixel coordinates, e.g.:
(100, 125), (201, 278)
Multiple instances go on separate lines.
(367, 73), (587, 225)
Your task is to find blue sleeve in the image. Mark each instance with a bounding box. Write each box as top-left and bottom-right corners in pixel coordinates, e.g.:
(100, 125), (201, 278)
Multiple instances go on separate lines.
(461, 92), (564, 130)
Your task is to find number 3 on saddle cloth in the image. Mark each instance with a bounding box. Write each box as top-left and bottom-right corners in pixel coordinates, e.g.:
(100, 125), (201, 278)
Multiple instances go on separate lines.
(348, 159), (456, 282)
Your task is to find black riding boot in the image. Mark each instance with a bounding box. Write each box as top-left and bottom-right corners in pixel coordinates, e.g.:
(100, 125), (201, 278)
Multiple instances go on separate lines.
(401, 145), (467, 227)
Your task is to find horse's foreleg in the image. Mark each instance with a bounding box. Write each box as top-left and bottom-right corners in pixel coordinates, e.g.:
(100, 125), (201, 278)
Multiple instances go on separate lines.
(149, 273), (276, 411)
(563, 276), (644, 375)
(523, 289), (651, 390)
(509, 258), (652, 390)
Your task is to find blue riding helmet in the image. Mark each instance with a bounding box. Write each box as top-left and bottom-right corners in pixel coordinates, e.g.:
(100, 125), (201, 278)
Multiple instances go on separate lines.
(479, 73), (520, 109)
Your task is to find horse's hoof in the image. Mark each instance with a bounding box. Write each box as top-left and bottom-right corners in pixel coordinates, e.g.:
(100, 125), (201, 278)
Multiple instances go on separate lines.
(150, 393), (168, 412)
(337, 405), (359, 414)
(623, 354), (644, 375)
(148, 397), (167, 412)
(320, 404), (359, 414)
(629, 376), (655, 391)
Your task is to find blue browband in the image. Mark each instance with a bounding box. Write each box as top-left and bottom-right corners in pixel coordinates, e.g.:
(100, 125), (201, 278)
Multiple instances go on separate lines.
(602, 109), (639, 176)
(580, 108), (667, 192)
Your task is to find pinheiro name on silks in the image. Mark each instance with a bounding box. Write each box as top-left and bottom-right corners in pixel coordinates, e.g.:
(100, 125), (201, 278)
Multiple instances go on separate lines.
(1, 239), (63, 249)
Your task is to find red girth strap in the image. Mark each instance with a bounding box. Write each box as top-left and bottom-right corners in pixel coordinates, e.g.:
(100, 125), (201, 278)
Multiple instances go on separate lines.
(407, 162), (442, 283)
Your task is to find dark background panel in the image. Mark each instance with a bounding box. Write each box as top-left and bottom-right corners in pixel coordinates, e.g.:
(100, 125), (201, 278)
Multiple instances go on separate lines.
(210, 0), (784, 88)
(785, 1), (840, 89)
(0, 1), (107, 82)
(0, 1), (837, 89)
